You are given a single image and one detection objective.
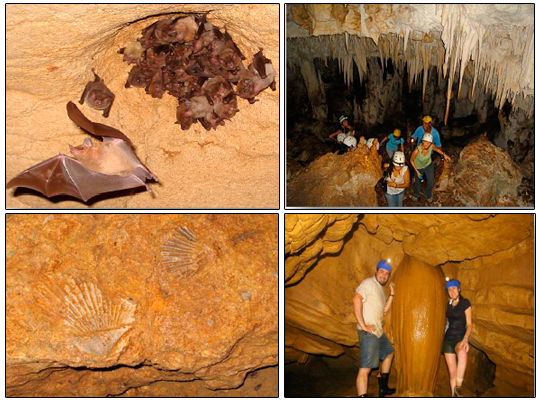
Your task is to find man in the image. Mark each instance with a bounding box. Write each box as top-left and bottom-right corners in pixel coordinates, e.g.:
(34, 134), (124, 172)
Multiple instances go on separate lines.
(353, 259), (396, 397)
(412, 116), (442, 148)
(329, 115), (356, 154)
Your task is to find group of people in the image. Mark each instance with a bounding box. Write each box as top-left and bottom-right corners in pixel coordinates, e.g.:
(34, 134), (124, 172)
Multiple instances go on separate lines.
(353, 260), (472, 397)
(328, 115), (451, 206)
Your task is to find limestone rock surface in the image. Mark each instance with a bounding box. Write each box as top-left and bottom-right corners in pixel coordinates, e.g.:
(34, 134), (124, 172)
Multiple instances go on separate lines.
(7, 214), (278, 397)
(285, 213), (534, 396)
(284, 214), (358, 284)
(452, 135), (522, 206)
(6, 4), (279, 208)
(287, 143), (382, 207)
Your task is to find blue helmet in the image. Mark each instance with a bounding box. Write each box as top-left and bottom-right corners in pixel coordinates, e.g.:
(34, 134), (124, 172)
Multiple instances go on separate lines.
(376, 259), (392, 273)
(445, 279), (460, 289)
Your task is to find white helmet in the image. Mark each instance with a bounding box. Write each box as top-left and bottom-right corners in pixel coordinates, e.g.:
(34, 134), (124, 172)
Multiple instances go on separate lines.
(339, 115), (348, 124)
(423, 132), (434, 143)
(343, 135), (357, 149)
(337, 132), (347, 143)
(393, 151), (405, 165)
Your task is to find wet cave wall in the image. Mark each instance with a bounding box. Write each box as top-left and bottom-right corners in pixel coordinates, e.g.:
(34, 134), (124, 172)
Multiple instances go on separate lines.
(6, 215), (278, 397)
(286, 5), (534, 207)
(284, 214), (534, 397)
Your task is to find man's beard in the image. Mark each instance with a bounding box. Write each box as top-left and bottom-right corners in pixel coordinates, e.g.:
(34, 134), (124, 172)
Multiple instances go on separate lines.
(376, 276), (388, 286)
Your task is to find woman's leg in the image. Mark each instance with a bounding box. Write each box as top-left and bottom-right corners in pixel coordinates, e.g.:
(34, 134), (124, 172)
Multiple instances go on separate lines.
(413, 169), (422, 199)
(386, 146), (394, 160)
(396, 191), (404, 207)
(385, 193), (398, 207)
(444, 353), (457, 396)
(455, 342), (469, 387)
(424, 162), (435, 200)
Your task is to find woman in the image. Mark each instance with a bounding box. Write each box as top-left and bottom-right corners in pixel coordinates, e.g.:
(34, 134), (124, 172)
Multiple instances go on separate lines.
(384, 151), (410, 207)
(410, 132), (451, 202)
(443, 278), (472, 397)
(380, 128), (404, 159)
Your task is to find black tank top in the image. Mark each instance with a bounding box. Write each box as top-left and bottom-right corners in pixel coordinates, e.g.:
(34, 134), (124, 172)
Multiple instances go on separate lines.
(444, 298), (471, 341)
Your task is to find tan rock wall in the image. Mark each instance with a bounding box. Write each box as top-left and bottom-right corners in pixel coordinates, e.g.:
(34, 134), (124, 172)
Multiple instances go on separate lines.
(7, 214), (278, 396)
(6, 4), (279, 208)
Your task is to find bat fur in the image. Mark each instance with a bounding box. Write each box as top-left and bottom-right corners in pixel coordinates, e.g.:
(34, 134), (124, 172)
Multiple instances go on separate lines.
(79, 68), (115, 117)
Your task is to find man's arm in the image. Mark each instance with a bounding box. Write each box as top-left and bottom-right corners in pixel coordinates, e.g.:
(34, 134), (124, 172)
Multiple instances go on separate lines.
(383, 282), (395, 315)
(353, 293), (375, 333)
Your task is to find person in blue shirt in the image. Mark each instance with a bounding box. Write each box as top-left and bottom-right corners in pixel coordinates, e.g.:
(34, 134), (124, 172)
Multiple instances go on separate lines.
(380, 129), (404, 159)
(412, 116), (442, 148)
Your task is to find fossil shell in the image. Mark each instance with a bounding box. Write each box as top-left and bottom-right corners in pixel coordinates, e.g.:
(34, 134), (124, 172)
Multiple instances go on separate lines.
(40, 279), (136, 356)
(161, 226), (200, 279)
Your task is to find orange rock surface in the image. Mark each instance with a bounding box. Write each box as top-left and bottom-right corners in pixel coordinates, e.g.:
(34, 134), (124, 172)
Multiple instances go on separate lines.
(6, 4), (278, 208)
(390, 256), (446, 396)
(6, 214), (278, 397)
(285, 213), (534, 396)
(287, 143), (382, 207)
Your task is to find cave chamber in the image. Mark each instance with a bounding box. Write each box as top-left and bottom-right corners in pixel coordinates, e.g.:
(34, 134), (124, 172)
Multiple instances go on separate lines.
(284, 214), (534, 397)
(286, 5), (534, 207)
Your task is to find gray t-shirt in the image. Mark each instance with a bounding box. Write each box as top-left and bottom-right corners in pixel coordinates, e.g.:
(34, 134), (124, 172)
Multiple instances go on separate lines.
(356, 276), (386, 338)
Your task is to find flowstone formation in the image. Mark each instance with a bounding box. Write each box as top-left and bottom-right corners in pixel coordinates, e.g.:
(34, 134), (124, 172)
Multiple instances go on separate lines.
(285, 214), (534, 397)
(6, 4), (279, 208)
(7, 215), (278, 397)
(390, 256), (446, 396)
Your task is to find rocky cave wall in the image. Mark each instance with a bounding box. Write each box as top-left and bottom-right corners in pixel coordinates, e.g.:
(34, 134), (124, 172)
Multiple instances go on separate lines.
(6, 4), (279, 208)
(6, 214), (278, 397)
(285, 214), (534, 396)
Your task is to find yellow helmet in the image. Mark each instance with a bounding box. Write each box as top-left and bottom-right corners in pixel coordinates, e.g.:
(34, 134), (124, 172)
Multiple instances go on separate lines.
(393, 129), (401, 137)
(423, 116), (433, 123)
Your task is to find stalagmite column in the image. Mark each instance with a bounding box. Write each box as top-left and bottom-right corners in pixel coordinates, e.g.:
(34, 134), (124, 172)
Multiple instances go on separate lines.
(391, 255), (446, 396)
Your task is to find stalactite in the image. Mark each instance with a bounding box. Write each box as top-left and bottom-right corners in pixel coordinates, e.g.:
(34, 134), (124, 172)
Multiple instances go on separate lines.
(288, 4), (534, 119)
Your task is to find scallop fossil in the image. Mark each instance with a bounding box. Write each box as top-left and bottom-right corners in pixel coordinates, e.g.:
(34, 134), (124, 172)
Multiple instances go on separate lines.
(161, 226), (202, 279)
(39, 279), (136, 356)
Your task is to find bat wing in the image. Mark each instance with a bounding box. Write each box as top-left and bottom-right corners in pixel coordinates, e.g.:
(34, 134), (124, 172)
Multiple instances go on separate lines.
(66, 101), (131, 144)
(253, 49), (269, 79)
(7, 154), (149, 203)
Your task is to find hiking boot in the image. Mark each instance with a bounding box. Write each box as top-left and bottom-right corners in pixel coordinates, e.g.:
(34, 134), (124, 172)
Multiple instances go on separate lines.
(378, 373), (396, 397)
(427, 197), (433, 203)
(453, 386), (463, 397)
(412, 195), (419, 201)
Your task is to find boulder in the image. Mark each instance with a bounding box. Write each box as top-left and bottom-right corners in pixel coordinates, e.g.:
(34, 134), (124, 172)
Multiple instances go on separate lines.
(452, 134), (522, 206)
(287, 142), (382, 207)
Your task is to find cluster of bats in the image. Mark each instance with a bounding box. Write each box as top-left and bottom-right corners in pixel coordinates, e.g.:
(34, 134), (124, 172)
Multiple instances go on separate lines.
(120, 14), (276, 130)
(6, 12), (276, 203)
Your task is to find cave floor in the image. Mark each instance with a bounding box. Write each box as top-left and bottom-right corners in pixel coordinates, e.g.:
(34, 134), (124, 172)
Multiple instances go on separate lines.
(285, 356), (481, 397)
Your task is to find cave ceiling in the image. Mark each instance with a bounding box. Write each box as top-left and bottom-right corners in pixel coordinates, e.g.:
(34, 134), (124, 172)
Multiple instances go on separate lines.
(287, 4), (534, 120)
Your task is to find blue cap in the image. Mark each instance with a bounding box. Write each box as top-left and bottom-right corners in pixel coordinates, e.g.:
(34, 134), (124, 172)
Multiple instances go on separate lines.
(376, 260), (392, 273)
(446, 279), (460, 289)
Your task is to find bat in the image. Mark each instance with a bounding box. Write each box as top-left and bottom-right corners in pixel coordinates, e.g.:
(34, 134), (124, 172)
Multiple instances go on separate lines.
(118, 41), (144, 65)
(121, 14), (273, 130)
(236, 49), (276, 103)
(6, 102), (158, 203)
(79, 68), (115, 117)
